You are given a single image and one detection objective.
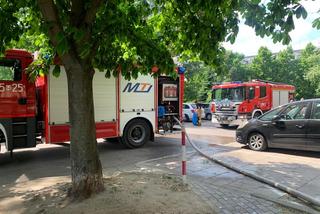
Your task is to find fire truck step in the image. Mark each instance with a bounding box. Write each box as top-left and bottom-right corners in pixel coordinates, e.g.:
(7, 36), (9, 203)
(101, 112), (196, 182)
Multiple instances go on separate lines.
(10, 117), (36, 149)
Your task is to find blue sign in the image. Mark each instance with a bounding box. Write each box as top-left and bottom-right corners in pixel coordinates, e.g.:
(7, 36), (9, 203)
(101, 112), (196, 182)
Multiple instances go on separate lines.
(178, 66), (186, 74)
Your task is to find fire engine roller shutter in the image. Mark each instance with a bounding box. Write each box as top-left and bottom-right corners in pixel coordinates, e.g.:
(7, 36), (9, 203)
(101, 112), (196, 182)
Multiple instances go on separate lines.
(272, 90), (280, 108)
(49, 67), (69, 124)
(272, 90), (289, 108)
(48, 67), (116, 124)
(279, 90), (289, 106)
(92, 70), (116, 122)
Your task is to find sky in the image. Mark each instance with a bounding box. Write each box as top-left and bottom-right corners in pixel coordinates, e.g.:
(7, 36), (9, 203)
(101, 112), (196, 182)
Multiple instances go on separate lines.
(223, 1), (320, 56)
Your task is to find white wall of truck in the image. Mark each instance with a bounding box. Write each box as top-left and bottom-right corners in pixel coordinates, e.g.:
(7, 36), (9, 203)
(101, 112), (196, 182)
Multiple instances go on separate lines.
(48, 66), (156, 137)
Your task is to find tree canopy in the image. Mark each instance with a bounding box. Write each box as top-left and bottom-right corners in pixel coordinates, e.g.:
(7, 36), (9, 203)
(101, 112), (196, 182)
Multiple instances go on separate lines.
(185, 43), (320, 102)
(1, 0), (311, 74)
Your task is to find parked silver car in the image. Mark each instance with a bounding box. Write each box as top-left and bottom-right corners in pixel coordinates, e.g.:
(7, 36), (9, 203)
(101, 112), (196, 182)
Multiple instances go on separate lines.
(183, 103), (205, 121)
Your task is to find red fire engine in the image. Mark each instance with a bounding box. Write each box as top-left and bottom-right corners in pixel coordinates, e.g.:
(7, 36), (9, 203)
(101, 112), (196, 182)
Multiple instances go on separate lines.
(0, 49), (185, 154)
(211, 80), (295, 127)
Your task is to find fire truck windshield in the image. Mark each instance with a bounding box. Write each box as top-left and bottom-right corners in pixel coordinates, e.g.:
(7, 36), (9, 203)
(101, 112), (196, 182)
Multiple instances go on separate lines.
(0, 59), (21, 81)
(212, 87), (245, 102)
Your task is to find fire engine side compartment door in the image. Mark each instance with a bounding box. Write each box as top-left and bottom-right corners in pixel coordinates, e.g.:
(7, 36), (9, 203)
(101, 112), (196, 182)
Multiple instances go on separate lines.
(0, 59), (29, 117)
(119, 74), (155, 134)
(272, 90), (289, 108)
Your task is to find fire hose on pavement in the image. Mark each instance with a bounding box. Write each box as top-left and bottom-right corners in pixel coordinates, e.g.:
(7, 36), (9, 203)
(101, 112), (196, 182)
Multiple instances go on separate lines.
(173, 117), (320, 208)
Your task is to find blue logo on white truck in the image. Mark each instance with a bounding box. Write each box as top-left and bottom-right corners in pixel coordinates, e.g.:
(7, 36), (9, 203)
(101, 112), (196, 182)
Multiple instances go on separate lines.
(123, 83), (153, 93)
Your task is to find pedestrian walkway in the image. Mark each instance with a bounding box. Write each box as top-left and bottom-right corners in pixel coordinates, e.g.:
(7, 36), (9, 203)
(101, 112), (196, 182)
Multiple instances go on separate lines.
(186, 128), (320, 204)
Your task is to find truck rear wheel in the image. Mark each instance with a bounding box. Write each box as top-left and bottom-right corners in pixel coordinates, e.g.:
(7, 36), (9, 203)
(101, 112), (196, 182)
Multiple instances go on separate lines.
(121, 119), (151, 149)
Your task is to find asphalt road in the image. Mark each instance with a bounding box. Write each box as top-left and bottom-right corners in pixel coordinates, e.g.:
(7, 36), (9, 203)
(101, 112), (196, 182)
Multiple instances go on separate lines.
(0, 137), (183, 186)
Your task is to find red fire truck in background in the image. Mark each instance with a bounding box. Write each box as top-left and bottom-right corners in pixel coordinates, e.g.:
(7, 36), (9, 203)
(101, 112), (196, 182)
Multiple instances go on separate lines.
(0, 49), (185, 155)
(211, 80), (295, 127)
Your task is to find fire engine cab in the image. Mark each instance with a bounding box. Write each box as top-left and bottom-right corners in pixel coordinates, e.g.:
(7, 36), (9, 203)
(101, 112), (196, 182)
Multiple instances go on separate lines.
(0, 49), (185, 154)
(211, 80), (295, 127)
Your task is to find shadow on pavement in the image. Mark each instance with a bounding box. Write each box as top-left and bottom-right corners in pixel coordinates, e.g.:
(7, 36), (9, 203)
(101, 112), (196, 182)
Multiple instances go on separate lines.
(0, 138), (181, 186)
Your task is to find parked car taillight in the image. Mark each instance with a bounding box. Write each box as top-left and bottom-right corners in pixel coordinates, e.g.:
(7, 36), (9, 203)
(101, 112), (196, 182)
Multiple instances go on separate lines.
(191, 109), (195, 113)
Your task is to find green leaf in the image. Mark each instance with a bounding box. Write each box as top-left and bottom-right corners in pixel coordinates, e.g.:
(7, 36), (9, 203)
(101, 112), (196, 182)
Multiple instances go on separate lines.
(301, 6), (307, 19)
(79, 45), (91, 59)
(251, 0), (261, 5)
(73, 29), (85, 42)
(55, 32), (69, 56)
(132, 71), (138, 79)
(295, 5), (307, 19)
(312, 18), (320, 29)
(52, 65), (61, 77)
(282, 35), (291, 45)
(105, 70), (111, 78)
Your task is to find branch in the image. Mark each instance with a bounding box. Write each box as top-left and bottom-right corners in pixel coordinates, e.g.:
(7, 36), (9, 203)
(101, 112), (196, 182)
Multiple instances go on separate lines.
(70, 0), (85, 27)
(37, 0), (80, 70)
(37, 0), (64, 47)
(70, 0), (102, 27)
(68, 0), (103, 64)
(84, 0), (103, 25)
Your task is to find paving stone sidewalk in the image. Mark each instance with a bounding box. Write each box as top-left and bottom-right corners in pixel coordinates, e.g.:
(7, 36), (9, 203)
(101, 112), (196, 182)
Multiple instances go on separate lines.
(184, 124), (320, 203)
(137, 151), (319, 214)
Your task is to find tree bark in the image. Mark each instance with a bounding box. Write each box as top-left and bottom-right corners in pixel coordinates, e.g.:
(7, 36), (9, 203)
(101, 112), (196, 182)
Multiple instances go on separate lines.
(37, 0), (105, 200)
(65, 63), (104, 200)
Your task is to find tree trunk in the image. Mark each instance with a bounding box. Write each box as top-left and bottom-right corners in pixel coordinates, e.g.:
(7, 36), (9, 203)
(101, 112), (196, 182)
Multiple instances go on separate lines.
(65, 64), (104, 200)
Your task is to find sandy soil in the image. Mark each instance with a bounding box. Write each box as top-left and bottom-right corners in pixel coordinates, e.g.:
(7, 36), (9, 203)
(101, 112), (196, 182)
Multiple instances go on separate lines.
(0, 171), (214, 214)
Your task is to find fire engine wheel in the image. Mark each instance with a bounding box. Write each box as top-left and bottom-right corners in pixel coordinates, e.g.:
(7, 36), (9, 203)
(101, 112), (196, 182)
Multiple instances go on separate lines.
(0, 131), (5, 143)
(253, 111), (262, 118)
(122, 119), (150, 149)
(248, 133), (267, 151)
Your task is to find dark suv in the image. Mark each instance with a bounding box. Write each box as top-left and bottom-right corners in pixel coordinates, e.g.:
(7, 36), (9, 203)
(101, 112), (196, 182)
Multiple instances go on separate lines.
(236, 99), (320, 151)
